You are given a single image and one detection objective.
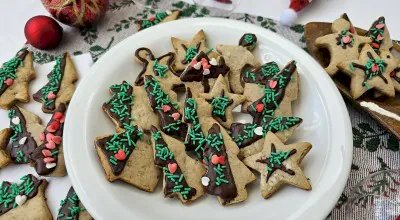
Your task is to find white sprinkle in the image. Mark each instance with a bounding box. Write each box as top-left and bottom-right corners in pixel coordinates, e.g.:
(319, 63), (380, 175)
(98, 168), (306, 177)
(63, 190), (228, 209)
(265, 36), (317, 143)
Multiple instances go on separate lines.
(46, 163), (56, 169)
(254, 126), (263, 136)
(18, 137), (27, 145)
(201, 176), (210, 186)
(209, 58), (218, 66)
(194, 62), (202, 70)
(11, 117), (20, 125)
(360, 101), (400, 122)
(202, 69), (210, 75)
(166, 10), (172, 15)
(15, 195), (27, 206)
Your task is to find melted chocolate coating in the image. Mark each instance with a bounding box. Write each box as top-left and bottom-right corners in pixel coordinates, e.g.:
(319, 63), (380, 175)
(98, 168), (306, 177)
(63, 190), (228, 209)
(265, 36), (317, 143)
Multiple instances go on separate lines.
(0, 48), (29, 96)
(205, 90), (233, 122)
(241, 61), (280, 85)
(238, 33), (257, 51)
(102, 81), (133, 128)
(57, 187), (82, 220)
(230, 123), (263, 148)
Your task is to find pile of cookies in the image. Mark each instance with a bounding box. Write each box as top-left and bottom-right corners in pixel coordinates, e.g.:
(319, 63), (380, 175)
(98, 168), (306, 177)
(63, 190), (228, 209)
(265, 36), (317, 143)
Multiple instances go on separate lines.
(95, 30), (313, 205)
(0, 50), (91, 219)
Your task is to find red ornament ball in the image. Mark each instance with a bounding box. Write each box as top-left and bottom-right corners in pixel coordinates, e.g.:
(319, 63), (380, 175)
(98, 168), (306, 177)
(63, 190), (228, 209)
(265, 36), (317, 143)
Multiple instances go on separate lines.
(41, 0), (109, 28)
(24, 15), (63, 50)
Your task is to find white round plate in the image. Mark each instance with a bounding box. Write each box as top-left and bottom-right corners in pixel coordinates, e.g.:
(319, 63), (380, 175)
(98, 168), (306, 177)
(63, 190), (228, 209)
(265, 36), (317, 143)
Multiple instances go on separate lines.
(64, 18), (353, 220)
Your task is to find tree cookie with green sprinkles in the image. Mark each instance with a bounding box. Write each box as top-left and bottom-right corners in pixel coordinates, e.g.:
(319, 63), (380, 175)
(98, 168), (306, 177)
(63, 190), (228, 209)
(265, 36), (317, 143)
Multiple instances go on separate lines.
(33, 52), (78, 113)
(57, 187), (92, 220)
(0, 48), (35, 110)
(366, 16), (393, 54)
(198, 75), (245, 129)
(0, 174), (52, 219)
(171, 29), (219, 72)
(337, 44), (397, 99)
(243, 132), (312, 199)
(150, 126), (205, 204)
(136, 10), (180, 31)
(0, 106), (44, 168)
(95, 125), (160, 192)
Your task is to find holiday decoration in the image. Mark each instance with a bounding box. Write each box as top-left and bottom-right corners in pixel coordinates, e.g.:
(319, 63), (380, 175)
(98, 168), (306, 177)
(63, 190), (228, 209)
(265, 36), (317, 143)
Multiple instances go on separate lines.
(41, 0), (109, 28)
(280, 0), (312, 26)
(24, 16), (63, 50)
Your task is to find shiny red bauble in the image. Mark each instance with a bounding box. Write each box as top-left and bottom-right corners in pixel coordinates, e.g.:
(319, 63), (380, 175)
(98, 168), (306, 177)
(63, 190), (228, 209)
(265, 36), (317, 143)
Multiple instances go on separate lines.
(41, 0), (109, 28)
(24, 15), (63, 50)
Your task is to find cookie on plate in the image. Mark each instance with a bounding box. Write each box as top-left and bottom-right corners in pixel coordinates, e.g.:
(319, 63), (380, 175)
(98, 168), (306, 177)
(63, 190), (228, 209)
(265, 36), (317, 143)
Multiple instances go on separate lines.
(150, 126), (206, 204)
(243, 132), (312, 198)
(136, 10), (180, 31)
(57, 186), (93, 220)
(0, 48), (35, 109)
(0, 174), (52, 219)
(33, 53), (78, 113)
(30, 104), (67, 177)
(0, 106), (44, 168)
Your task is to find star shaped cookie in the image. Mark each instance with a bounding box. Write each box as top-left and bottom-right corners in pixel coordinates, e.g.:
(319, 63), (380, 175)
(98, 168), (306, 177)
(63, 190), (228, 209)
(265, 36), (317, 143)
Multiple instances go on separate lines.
(366, 16), (393, 54)
(243, 132), (312, 199)
(315, 14), (371, 76)
(337, 44), (397, 99)
(0, 48), (35, 109)
(198, 75), (245, 128)
(136, 10), (180, 31)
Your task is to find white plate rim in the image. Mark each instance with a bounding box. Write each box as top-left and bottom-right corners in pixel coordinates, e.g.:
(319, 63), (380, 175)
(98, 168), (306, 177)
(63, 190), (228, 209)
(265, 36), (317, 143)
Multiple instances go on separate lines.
(64, 17), (353, 220)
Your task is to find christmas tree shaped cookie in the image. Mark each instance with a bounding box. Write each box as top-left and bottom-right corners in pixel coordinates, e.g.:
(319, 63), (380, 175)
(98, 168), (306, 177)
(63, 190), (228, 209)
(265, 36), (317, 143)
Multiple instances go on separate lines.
(33, 53), (78, 113)
(171, 30), (218, 71)
(243, 132), (312, 198)
(337, 44), (397, 99)
(144, 76), (188, 141)
(216, 34), (261, 94)
(0, 106), (44, 168)
(199, 75), (245, 128)
(30, 104), (67, 177)
(57, 187), (92, 220)
(151, 126), (205, 204)
(0, 174), (52, 219)
(180, 51), (230, 96)
(366, 17), (393, 53)
(136, 10), (180, 31)
(315, 14), (371, 76)
(0, 48), (35, 109)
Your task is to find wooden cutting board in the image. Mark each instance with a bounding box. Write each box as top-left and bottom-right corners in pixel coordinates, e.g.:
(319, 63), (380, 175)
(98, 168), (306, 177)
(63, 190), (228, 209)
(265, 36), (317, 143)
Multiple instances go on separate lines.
(304, 22), (400, 140)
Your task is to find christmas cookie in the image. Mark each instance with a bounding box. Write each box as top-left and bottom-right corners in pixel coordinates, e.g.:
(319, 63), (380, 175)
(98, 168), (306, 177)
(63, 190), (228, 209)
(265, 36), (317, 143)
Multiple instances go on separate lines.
(337, 44), (397, 99)
(0, 48), (35, 109)
(33, 53), (78, 113)
(0, 106), (44, 168)
(171, 30), (218, 72)
(243, 132), (312, 198)
(57, 187), (92, 220)
(216, 36), (261, 94)
(30, 104), (67, 177)
(180, 51), (230, 96)
(95, 125), (160, 192)
(315, 14), (371, 76)
(136, 10), (180, 31)
(366, 17), (393, 54)
(150, 126), (205, 204)
(198, 75), (245, 128)
(238, 33), (258, 51)
(0, 174), (52, 219)
(144, 76), (188, 141)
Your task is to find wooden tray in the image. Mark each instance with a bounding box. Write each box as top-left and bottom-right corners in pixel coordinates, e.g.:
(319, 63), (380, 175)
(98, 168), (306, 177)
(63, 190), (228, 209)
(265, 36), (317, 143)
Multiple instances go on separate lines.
(304, 21), (400, 140)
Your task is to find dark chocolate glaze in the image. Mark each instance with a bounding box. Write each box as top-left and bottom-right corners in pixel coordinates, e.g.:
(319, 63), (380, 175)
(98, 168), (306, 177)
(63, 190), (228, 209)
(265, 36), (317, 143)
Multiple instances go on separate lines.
(241, 61), (280, 85)
(144, 75), (188, 141)
(33, 53), (67, 111)
(230, 123), (262, 148)
(366, 16), (385, 54)
(102, 81), (133, 128)
(57, 187), (84, 220)
(0, 174), (42, 215)
(180, 52), (230, 93)
(206, 90), (233, 122)
(351, 52), (388, 85)
(181, 42), (201, 64)
(391, 67), (400, 83)
(6, 106), (37, 164)
(0, 48), (29, 96)
(151, 126), (196, 200)
(30, 104), (66, 175)
(238, 33), (257, 51)
(203, 124), (237, 204)
(256, 144), (296, 181)
(134, 47), (180, 86)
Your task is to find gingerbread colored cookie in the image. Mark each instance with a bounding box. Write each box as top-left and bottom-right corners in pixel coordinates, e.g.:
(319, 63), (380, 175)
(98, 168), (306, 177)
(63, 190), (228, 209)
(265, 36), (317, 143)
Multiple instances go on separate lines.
(0, 106), (44, 168)
(198, 75), (245, 128)
(136, 10), (180, 31)
(315, 14), (371, 76)
(150, 127), (205, 204)
(0, 48), (35, 110)
(366, 17), (393, 54)
(337, 44), (397, 99)
(243, 132), (312, 199)
(0, 174), (52, 219)
(30, 104), (67, 177)
(57, 187), (92, 220)
(33, 53), (78, 113)
(95, 125), (160, 192)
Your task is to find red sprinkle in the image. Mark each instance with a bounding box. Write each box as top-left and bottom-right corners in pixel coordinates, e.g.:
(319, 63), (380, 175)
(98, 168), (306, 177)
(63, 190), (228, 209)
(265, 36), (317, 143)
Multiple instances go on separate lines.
(371, 64), (379, 72)
(218, 155), (225, 165)
(372, 42), (380, 49)
(4, 78), (13, 86)
(255, 103), (264, 113)
(42, 149), (52, 157)
(47, 92), (56, 100)
(269, 80), (278, 89)
(53, 112), (64, 121)
(376, 23), (385, 29)
(46, 133), (54, 143)
(376, 34), (384, 41)
(45, 141), (56, 149)
(52, 136), (62, 145)
(39, 132), (45, 142)
(114, 149), (126, 161)
(211, 155), (219, 165)
(162, 105), (171, 112)
(148, 16), (156, 22)
(43, 157), (55, 163)
(341, 35), (351, 44)
(349, 25), (356, 34)
(167, 163), (178, 174)
(46, 121), (60, 132)
(171, 112), (180, 121)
